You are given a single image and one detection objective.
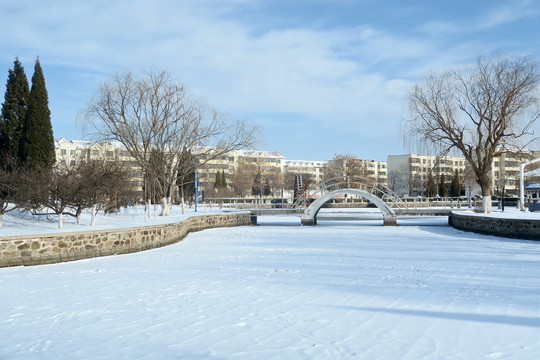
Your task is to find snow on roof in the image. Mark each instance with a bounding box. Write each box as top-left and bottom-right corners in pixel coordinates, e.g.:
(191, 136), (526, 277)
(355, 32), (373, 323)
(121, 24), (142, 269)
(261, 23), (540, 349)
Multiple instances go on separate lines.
(235, 149), (285, 159)
(284, 160), (328, 167)
(69, 140), (101, 149)
(56, 139), (286, 159)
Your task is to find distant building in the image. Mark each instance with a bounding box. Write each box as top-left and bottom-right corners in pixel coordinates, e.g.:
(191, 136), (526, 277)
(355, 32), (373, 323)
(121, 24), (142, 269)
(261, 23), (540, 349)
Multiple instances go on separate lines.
(491, 150), (540, 197)
(55, 138), (288, 199)
(387, 154), (466, 197)
(196, 149), (285, 194)
(283, 160), (327, 186)
(58, 138), (540, 200)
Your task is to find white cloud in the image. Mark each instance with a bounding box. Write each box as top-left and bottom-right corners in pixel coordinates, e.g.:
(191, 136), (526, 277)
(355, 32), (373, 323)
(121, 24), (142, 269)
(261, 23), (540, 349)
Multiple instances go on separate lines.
(419, 0), (540, 35)
(2, 0), (537, 159)
(479, 0), (539, 29)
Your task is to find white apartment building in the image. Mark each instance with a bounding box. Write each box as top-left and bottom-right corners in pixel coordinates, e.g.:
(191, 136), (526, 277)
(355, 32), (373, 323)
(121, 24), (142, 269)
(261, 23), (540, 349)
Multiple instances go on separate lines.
(491, 150), (540, 197)
(55, 139), (288, 198)
(387, 154), (466, 197)
(196, 149), (285, 193)
(59, 138), (540, 200)
(283, 160), (327, 186)
(371, 160), (388, 185)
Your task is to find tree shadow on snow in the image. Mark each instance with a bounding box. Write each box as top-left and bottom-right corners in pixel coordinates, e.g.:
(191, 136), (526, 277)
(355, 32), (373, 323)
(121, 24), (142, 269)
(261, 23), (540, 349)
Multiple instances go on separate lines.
(323, 305), (540, 328)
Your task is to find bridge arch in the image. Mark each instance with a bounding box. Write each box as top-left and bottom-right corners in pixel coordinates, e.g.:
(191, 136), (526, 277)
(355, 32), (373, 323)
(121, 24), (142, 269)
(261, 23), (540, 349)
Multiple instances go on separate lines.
(300, 188), (397, 226)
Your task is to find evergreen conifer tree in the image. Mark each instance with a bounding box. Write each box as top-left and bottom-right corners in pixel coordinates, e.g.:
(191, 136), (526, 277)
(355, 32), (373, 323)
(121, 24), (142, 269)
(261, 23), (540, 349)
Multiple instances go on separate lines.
(450, 169), (461, 197)
(263, 178), (272, 196)
(0, 58), (29, 161)
(426, 171), (437, 197)
(214, 172), (221, 189)
(252, 170), (262, 196)
(220, 170), (227, 188)
(438, 173), (447, 197)
(19, 58), (55, 169)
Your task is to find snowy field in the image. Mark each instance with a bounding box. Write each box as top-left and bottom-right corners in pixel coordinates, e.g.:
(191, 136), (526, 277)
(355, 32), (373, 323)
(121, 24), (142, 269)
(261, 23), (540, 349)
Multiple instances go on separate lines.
(1, 214), (539, 359)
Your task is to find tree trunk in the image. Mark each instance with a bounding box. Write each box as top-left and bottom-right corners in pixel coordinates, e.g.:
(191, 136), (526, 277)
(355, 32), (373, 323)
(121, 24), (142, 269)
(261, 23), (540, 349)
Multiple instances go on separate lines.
(180, 185), (186, 214)
(160, 197), (171, 216)
(90, 205), (97, 226)
(0, 213), (3, 227)
(478, 175), (493, 213)
(58, 211), (63, 229)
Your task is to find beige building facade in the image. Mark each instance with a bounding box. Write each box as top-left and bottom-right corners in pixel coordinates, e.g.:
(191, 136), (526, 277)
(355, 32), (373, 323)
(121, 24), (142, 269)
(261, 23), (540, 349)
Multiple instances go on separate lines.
(62, 138), (540, 201)
(491, 150), (540, 197)
(55, 139), (292, 199)
(387, 154), (466, 197)
(283, 160), (327, 185)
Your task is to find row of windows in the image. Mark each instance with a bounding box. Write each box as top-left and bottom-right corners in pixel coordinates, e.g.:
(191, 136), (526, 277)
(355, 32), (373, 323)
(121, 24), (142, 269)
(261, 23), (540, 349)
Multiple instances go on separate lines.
(410, 166), (463, 173)
(409, 158), (465, 166)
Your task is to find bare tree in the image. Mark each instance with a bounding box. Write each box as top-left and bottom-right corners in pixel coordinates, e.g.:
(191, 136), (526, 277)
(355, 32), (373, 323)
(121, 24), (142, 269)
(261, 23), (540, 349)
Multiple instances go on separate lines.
(232, 159), (258, 197)
(70, 159), (137, 225)
(405, 54), (539, 212)
(325, 154), (374, 182)
(0, 158), (25, 226)
(386, 169), (405, 194)
(258, 166), (284, 197)
(85, 68), (256, 215)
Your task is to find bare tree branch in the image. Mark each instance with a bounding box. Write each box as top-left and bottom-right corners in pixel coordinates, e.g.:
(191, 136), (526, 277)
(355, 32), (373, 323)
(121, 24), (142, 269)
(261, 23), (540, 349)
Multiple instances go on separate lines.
(85, 68), (257, 215)
(404, 54), (539, 212)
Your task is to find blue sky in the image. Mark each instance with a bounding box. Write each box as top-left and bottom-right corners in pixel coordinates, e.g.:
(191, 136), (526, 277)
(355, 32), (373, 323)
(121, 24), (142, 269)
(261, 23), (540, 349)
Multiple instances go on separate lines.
(1, 0), (539, 161)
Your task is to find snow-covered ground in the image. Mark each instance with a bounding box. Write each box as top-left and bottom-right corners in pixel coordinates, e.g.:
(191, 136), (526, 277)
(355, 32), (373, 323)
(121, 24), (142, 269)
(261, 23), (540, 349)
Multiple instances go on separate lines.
(0, 205), (233, 237)
(453, 206), (540, 219)
(1, 214), (539, 359)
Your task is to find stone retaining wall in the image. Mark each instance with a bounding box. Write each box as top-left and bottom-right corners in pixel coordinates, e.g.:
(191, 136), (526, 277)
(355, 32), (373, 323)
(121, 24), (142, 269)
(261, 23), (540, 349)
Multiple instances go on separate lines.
(0, 213), (251, 267)
(449, 212), (540, 240)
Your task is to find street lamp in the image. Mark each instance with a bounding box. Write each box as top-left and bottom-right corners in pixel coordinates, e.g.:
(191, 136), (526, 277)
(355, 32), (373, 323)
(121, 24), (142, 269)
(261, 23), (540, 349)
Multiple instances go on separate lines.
(519, 157), (540, 211)
(194, 165), (198, 213)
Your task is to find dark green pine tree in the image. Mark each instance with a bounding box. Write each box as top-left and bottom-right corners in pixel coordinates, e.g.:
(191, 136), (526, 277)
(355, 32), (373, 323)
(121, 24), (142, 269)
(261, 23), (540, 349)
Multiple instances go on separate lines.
(450, 169), (461, 197)
(263, 178), (272, 196)
(214, 170), (227, 189)
(0, 58), (29, 161)
(252, 170), (262, 196)
(19, 58), (55, 169)
(220, 170), (227, 188)
(426, 171), (437, 197)
(438, 173), (447, 197)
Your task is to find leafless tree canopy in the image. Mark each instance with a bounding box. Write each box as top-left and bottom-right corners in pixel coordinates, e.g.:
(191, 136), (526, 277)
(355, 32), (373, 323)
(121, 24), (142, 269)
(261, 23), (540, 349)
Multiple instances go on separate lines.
(84, 68), (256, 215)
(231, 160), (283, 197)
(0, 157), (26, 223)
(325, 154), (375, 182)
(405, 54), (539, 211)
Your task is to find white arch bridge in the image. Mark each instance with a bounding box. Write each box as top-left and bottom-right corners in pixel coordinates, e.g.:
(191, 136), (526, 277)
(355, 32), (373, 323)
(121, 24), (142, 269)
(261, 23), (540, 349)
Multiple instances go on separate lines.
(248, 177), (448, 226)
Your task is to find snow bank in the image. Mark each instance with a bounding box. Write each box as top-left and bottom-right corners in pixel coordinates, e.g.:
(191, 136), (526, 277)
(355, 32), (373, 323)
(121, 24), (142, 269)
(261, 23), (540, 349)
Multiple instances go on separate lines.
(0, 205), (235, 237)
(1, 216), (539, 359)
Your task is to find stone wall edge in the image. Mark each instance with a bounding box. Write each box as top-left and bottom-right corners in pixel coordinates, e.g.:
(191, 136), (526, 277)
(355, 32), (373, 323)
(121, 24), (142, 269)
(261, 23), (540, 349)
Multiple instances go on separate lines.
(0, 213), (251, 268)
(449, 211), (540, 241)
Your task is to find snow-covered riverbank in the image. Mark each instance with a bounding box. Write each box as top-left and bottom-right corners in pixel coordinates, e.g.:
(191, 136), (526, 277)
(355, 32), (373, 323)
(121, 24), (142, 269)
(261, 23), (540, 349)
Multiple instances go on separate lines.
(0, 205), (233, 237)
(1, 216), (539, 359)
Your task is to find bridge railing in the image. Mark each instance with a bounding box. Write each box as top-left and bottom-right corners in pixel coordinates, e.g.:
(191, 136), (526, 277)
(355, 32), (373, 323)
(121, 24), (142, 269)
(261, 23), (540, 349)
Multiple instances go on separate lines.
(294, 176), (409, 210)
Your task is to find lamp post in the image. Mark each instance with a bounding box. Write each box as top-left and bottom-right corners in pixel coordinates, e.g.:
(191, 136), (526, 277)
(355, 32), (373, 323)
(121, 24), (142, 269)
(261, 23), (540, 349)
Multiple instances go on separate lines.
(502, 182), (505, 212)
(194, 166), (198, 213)
(519, 157), (540, 211)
